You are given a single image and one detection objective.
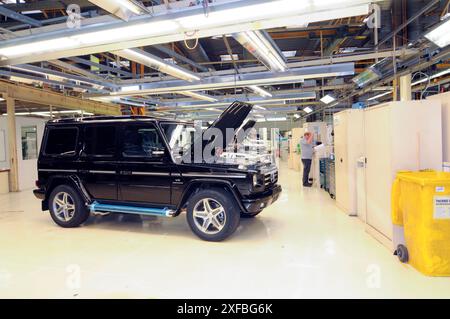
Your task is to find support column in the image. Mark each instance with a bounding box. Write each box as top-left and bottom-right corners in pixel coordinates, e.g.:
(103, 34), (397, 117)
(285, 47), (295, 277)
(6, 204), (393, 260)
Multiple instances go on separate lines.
(400, 73), (412, 101)
(392, 77), (399, 101)
(6, 96), (19, 192)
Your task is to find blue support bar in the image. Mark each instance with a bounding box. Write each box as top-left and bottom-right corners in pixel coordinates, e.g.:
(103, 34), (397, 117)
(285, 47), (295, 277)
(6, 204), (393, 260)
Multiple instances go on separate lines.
(89, 201), (172, 217)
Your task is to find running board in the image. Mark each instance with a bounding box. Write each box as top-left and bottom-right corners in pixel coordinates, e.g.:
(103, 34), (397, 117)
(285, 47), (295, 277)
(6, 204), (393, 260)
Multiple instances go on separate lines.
(89, 201), (175, 217)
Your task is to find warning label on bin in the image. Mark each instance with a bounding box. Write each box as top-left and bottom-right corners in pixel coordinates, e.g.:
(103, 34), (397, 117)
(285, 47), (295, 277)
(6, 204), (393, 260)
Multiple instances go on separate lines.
(434, 196), (450, 219)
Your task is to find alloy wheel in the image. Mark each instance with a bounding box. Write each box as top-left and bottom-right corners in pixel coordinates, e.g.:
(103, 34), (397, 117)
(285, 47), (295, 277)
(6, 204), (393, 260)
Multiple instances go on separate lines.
(193, 198), (226, 235)
(52, 191), (76, 222)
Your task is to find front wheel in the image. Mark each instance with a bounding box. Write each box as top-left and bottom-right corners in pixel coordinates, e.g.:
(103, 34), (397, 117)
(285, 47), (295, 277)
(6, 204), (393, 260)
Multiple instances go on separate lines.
(186, 189), (240, 242)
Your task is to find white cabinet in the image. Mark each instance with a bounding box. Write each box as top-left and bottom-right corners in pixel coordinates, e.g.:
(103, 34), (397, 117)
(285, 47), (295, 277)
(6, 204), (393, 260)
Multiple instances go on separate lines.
(427, 92), (450, 162)
(333, 109), (364, 216)
(363, 101), (442, 246)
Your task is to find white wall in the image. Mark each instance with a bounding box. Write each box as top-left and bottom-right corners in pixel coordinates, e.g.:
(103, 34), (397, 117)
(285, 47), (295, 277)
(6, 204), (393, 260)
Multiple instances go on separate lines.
(0, 116), (46, 191)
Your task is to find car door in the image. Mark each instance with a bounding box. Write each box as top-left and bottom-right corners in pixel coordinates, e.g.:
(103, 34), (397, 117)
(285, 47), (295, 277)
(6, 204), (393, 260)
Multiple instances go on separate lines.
(78, 124), (119, 200)
(118, 122), (172, 205)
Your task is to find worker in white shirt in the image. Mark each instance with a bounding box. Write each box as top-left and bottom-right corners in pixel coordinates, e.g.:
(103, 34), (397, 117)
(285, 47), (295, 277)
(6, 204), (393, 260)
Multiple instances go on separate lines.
(300, 132), (314, 187)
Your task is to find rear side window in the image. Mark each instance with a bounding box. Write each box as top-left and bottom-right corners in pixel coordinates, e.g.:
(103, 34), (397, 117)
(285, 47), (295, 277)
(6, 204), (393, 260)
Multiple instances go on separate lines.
(84, 126), (116, 157)
(45, 127), (78, 156)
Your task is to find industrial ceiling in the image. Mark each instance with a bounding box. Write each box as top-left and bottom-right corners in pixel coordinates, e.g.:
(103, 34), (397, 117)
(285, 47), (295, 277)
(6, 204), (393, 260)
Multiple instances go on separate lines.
(0, 0), (448, 122)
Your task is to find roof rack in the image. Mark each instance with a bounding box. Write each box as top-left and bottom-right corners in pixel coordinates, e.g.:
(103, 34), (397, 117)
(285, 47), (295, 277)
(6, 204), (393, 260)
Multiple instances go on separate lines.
(47, 115), (192, 124)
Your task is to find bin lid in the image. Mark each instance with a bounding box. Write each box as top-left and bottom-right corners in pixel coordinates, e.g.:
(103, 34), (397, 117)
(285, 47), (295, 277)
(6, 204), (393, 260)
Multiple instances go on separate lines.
(396, 171), (450, 186)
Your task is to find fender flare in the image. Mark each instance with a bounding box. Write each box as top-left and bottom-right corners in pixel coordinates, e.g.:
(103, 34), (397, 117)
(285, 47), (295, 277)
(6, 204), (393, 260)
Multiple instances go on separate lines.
(177, 178), (246, 213)
(45, 174), (92, 206)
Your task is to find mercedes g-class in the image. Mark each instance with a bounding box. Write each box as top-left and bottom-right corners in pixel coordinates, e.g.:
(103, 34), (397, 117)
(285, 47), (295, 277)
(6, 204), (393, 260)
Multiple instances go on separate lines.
(33, 102), (281, 241)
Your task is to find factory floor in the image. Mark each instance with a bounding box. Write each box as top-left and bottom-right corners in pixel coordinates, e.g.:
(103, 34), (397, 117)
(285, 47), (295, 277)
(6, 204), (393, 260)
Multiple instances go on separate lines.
(0, 162), (449, 299)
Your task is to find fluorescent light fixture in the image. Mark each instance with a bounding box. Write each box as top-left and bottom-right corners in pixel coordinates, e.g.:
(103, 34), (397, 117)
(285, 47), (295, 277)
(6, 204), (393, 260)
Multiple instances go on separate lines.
(206, 108), (222, 112)
(425, 18), (450, 48)
(0, 20), (178, 59)
(176, 0), (312, 29)
(367, 91), (392, 101)
(412, 69), (450, 86)
(114, 0), (146, 15)
(179, 91), (218, 102)
(249, 85), (273, 98)
(234, 31), (287, 72)
(266, 117), (287, 122)
(116, 49), (200, 82)
(303, 107), (313, 113)
(9, 75), (42, 85)
(253, 105), (267, 111)
(121, 85), (140, 92)
(282, 51), (297, 58)
(89, 0), (149, 20)
(320, 94), (336, 104)
(10, 65), (107, 88)
(22, 10), (42, 14)
(220, 54), (239, 61)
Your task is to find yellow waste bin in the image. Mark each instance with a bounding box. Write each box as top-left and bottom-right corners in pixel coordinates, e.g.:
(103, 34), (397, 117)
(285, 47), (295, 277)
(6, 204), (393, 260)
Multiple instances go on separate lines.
(392, 171), (450, 276)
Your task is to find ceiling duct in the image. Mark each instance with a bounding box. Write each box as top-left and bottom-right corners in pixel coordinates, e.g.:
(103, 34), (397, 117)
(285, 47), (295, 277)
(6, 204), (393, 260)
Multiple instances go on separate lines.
(89, 0), (149, 21)
(233, 30), (287, 72)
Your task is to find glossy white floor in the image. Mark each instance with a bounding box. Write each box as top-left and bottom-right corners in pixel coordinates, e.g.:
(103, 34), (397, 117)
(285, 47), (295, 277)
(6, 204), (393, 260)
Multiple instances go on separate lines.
(0, 162), (449, 299)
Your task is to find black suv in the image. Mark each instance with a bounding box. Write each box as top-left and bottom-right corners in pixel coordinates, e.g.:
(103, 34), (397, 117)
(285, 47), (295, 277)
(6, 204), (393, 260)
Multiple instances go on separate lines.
(33, 102), (281, 241)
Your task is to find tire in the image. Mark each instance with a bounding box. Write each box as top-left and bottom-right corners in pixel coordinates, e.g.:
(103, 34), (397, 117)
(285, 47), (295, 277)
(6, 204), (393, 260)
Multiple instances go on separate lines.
(396, 244), (409, 263)
(49, 185), (90, 228)
(186, 189), (240, 242)
(241, 211), (262, 218)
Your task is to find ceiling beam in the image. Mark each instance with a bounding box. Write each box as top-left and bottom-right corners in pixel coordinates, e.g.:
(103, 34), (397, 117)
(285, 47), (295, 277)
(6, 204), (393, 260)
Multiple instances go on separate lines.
(94, 63), (355, 98)
(0, 81), (120, 115)
(0, 0), (378, 66)
(116, 48), (417, 84)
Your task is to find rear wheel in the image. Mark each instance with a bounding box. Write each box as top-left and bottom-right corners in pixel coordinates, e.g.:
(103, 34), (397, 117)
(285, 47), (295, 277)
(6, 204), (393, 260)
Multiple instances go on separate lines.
(186, 189), (240, 242)
(49, 185), (90, 228)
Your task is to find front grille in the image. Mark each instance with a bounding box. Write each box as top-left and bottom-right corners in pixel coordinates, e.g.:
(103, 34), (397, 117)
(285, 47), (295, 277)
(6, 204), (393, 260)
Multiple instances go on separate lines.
(264, 171), (278, 186)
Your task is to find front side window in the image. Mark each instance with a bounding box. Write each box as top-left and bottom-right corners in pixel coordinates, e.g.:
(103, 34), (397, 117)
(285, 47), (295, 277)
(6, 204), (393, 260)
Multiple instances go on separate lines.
(162, 123), (195, 152)
(84, 126), (116, 157)
(45, 127), (78, 156)
(122, 125), (166, 158)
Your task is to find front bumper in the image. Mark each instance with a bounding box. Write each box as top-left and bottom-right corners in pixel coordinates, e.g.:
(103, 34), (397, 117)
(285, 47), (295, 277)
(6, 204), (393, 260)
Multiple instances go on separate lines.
(242, 184), (282, 213)
(33, 188), (45, 200)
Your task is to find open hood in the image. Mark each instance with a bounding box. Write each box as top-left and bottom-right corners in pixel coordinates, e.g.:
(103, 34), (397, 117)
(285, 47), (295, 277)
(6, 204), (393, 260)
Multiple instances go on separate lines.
(181, 101), (253, 164)
(204, 101), (253, 150)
